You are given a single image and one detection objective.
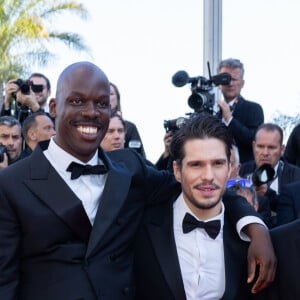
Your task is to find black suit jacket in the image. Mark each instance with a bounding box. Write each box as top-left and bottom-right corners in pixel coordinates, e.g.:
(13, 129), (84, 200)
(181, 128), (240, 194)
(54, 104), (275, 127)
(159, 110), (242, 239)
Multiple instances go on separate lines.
(222, 96), (264, 163)
(134, 192), (252, 300)
(253, 219), (300, 300)
(0, 141), (178, 300)
(277, 181), (300, 225)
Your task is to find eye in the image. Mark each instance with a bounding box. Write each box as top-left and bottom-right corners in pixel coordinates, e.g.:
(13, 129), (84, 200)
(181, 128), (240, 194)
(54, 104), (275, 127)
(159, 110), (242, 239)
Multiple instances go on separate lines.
(69, 96), (82, 105)
(95, 99), (109, 109)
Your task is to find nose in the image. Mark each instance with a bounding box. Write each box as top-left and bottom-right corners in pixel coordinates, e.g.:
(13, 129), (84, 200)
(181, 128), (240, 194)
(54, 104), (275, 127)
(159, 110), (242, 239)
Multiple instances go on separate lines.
(81, 101), (100, 118)
(201, 165), (214, 182)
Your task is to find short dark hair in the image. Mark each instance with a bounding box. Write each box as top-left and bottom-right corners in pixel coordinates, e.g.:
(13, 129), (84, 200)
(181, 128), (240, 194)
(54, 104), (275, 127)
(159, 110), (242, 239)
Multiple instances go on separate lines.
(255, 123), (283, 145)
(29, 72), (51, 91)
(109, 112), (127, 133)
(22, 111), (50, 140)
(170, 113), (234, 167)
(217, 58), (245, 79)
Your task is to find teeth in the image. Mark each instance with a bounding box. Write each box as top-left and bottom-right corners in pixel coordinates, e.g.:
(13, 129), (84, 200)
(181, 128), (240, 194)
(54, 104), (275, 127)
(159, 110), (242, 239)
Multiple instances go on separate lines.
(77, 126), (98, 134)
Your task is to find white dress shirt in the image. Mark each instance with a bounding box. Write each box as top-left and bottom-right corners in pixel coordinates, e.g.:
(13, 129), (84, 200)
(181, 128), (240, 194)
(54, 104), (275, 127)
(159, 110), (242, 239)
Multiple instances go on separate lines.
(173, 194), (225, 300)
(44, 138), (107, 225)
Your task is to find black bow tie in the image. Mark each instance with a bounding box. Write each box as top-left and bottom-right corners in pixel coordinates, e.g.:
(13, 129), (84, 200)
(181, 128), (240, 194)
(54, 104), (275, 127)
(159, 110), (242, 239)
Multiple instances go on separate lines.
(182, 212), (221, 239)
(66, 161), (108, 180)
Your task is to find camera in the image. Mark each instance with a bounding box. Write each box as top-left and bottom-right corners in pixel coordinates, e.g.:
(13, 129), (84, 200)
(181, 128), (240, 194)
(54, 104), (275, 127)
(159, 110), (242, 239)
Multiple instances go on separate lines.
(163, 117), (187, 133)
(14, 79), (43, 95)
(252, 163), (275, 186)
(0, 144), (7, 163)
(164, 62), (231, 132)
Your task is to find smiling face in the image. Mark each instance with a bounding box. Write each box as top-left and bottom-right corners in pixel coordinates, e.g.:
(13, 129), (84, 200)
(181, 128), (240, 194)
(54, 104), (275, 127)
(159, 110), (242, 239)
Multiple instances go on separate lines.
(173, 137), (230, 220)
(50, 62), (110, 162)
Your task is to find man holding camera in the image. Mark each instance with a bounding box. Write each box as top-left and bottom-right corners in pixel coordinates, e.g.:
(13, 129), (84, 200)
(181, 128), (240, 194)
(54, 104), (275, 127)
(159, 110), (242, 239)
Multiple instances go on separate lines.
(1, 73), (52, 123)
(0, 116), (22, 169)
(217, 58), (264, 164)
(240, 123), (300, 227)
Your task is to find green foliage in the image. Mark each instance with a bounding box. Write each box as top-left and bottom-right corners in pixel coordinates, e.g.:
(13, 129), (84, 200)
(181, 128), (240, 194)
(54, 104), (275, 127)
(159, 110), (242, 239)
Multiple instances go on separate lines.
(0, 0), (90, 82)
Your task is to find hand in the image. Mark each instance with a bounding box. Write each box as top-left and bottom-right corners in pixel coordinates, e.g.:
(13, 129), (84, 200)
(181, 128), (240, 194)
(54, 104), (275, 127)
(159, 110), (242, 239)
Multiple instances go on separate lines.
(245, 223), (277, 293)
(4, 79), (19, 109)
(255, 183), (268, 197)
(162, 131), (173, 159)
(16, 90), (40, 112)
(0, 153), (9, 170)
(217, 98), (232, 122)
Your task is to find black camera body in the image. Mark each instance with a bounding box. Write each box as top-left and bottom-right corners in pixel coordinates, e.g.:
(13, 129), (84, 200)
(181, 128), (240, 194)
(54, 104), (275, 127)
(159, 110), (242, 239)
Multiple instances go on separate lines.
(0, 144), (8, 163)
(164, 63), (232, 132)
(163, 117), (187, 133)
(252, 163), (275, 186)
(14, 79), (43, 95)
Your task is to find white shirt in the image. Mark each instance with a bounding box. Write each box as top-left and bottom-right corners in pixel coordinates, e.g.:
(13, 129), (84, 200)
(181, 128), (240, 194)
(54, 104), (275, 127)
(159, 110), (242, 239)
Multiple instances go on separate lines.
(173, 193), (225, 300)
(44, 138), (107, 225)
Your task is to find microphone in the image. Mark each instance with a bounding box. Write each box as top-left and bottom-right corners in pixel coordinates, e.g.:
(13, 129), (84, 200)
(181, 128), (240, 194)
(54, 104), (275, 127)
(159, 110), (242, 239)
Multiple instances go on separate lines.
(171, 70), (190, 87)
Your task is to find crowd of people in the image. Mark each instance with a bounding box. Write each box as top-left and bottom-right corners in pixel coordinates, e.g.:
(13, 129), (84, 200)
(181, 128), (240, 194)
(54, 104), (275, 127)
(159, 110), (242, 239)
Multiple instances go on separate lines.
(0, 58), (299, 299)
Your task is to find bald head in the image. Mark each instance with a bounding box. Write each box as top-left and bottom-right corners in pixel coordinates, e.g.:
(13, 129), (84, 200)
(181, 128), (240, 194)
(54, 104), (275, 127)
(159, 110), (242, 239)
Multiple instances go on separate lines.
(56, 61), (110, 98)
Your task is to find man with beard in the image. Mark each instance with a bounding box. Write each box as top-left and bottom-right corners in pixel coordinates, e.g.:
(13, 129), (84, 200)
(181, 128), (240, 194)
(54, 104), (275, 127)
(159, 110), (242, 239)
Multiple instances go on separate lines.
(1, 73), (52, 123)
(134, 114), (272, 299)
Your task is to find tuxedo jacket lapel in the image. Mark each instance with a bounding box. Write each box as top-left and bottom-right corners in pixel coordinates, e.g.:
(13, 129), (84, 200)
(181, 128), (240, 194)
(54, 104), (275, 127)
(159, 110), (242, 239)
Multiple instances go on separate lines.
(86, 162), (131, 257)
(221, 215), (249, 299)
(145, 199), (186, 300)
(23, 145), (92, 243)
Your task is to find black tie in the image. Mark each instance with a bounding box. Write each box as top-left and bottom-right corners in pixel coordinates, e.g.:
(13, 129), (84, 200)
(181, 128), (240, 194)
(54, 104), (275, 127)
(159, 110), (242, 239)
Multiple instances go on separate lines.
(66, 161), (108, 180)
(182, 212), (221, 239)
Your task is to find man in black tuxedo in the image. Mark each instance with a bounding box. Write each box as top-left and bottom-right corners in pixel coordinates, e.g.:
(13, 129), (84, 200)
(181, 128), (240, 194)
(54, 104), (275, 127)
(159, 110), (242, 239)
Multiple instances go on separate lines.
(217, 58), (264, 163)
(0, 62), (276, 300)
(240, 123), (300, 227)
(134, 114), (275, 300)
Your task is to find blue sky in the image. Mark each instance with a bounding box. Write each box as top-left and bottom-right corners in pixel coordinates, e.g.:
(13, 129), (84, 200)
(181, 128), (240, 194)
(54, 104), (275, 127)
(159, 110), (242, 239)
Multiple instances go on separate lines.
(40, 0), (300, 162)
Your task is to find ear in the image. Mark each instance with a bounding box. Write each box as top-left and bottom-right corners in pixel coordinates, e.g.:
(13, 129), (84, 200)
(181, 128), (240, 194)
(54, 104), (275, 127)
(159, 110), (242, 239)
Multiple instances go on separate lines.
(27, 129), (37, 141)
(173, 161), (182, 183)
(49, 98), (57, 118)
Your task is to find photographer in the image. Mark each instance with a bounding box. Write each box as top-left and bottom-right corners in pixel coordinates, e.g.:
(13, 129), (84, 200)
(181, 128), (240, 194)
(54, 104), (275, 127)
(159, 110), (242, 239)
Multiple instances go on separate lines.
(1, 73), (52, 124)
(217, 58), (264, 163)
(240, 123), (300, 227)
(0, 116), (22, 169)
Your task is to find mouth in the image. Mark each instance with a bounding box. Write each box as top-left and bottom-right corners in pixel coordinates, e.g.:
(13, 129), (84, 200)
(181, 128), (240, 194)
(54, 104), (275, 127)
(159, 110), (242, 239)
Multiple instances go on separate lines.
(77, 125), (99, 138)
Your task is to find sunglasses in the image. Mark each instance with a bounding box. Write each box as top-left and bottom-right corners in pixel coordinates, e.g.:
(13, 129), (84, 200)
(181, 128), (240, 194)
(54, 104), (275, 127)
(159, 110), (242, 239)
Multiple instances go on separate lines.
(226, 178), (253, 189)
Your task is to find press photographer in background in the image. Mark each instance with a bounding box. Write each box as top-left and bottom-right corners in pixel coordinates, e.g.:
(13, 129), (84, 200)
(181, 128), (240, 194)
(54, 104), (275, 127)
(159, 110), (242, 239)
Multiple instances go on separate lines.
(1, 73), (52, 123)
(240, 123), (300, 227)
(0, 116), (22, 169)
(216, 58), (264, 163)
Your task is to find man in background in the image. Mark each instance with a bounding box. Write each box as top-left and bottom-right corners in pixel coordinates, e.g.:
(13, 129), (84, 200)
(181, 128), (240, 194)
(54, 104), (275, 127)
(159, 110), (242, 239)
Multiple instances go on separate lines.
(217, 58), (264, 163)
(0, 116), (22, 169)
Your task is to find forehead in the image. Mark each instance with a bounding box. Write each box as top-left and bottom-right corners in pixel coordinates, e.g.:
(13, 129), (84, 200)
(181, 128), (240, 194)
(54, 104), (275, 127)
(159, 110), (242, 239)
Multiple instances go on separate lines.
(0, 124), (21, 135)
(36, 115), (53, 125)
(57, 65), (110, 98)
(219, 67), (242, 77)
(183, 138), (227, 160)
(30, 76), (47, 85)
(109, 117), (124, 128)
(255, 129), (281, 144)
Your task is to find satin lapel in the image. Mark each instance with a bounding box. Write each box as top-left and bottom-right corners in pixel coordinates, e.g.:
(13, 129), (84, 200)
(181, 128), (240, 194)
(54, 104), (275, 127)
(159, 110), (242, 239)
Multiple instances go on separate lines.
(23, 145), (92, 243)
(221, 217), (248, 300)
(86, 164), (131, 257)
(145, 200), (186, 300)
